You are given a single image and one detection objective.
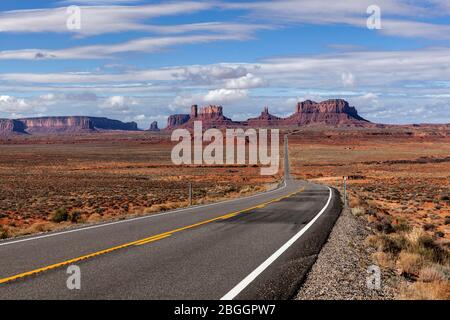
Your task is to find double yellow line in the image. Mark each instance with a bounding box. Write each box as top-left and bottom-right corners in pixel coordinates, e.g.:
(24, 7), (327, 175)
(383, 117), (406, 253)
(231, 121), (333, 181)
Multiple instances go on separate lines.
(0, 188), (304, 285)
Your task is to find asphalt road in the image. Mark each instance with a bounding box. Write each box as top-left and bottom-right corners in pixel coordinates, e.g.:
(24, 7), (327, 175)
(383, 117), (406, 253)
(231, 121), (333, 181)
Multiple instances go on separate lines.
(0, 179), (341, 300)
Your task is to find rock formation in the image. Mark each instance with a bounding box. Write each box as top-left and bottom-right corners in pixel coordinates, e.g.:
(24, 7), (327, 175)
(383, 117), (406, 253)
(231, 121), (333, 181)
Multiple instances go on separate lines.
(166, 105), (237, 129)
(0, 116), (138, 135)
(285, 99), (369, 126)
(165, 99), (370, 129)
(0, 119), (27, 135)
(147, 121), (160, 131)
(247, 107), (283, 127)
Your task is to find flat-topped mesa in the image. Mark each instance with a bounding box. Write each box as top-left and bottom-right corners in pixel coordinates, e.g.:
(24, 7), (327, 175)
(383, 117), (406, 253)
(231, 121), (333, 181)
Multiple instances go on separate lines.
(0, 116), (139, 135)
(20, 116), (94, 132)
(18, 116), (94, 133)
(166, 104), (236, 129)
(0, 119), (27, 135)
(165, 99), (370, 129)
(199, 105), (224, 118)
(167, 114), (191, 128)
(88, 117), (138, 131)
(287, 99), (369, 126)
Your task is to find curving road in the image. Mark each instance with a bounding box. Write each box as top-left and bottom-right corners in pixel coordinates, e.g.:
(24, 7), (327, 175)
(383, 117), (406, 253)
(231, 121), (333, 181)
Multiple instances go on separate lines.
(0, 179), (341, 300)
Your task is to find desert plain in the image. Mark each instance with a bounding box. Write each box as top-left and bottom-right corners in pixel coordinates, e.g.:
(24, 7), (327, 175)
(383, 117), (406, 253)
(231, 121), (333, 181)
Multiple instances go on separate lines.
(0, 126), (448, 299)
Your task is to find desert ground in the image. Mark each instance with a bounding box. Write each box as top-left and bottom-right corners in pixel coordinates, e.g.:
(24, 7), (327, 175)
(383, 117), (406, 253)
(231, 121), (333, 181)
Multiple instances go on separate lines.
(288, 126), (449, 299)
(0, 127), (448, 299)
(0, 132), (279, 239)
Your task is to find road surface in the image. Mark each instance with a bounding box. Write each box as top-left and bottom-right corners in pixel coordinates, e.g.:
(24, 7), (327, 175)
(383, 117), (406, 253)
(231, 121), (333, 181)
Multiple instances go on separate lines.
(0, 179), (341, 300)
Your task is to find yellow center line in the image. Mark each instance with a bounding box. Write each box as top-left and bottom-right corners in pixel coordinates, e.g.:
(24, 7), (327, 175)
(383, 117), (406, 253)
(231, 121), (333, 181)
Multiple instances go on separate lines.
(0, 187), (305, 285)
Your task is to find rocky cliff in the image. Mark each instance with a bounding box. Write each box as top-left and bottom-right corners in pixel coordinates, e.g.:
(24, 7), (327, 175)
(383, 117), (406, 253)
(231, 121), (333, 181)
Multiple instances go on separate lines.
(166, 105), (237, 129)
(147, 121), (160, 131)
(285, 99), (369, 126)
(0, 119), (27, 135)
(165, 99), (370, 129)
(0, 116), (138, 135)
(247, 107), (283, 127)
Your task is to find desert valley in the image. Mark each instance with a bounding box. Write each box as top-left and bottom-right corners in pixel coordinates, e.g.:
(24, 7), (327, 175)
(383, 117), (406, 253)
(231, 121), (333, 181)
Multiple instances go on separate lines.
(0, 99), (449, 299)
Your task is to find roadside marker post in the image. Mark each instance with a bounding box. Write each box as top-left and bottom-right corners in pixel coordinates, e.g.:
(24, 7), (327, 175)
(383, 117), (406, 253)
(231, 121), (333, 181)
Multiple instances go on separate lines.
(284, 134), (290, 181)
(343, 176), (347, 207)
(188, 182), (193, 207)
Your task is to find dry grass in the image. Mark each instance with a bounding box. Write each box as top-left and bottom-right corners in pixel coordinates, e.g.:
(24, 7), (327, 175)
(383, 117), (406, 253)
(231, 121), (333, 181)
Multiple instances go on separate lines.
(400, 280), (450, 300)
(397, 252), (423, 276)
(287, 128), (450, 300)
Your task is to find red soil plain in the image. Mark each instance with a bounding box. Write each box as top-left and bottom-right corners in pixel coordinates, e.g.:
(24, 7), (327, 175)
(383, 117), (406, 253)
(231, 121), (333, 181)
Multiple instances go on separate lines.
(0, 125), (449, 299)
(0, 126), (448, 244)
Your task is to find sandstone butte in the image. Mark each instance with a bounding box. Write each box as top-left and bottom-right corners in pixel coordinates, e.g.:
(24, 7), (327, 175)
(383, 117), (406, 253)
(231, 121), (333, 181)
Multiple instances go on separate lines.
(1, 99), (448, 135)
(166, 99), (372, 129)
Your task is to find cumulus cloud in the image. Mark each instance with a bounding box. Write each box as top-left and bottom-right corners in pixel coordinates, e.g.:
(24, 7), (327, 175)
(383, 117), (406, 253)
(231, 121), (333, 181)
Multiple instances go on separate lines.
(225, 73), (265, 89)
(203, 89), (248, 104)
(101, 95), (138, 112)
(0, 95), (51, 115)
(173, 88), (249, 107)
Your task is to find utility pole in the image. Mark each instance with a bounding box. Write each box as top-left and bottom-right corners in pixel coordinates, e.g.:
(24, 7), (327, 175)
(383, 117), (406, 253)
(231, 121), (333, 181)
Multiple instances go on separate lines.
(284, 134), (290, 181)
(188, 182), (192, 207)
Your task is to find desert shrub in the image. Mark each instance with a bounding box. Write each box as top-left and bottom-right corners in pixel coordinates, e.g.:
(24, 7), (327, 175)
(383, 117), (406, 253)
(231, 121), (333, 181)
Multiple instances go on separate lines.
(87, 213), (102, 223)
(351, 206), (365, 217)
(423, 223), (436, 231)
(372, 251), (393, 268)
(406, 233), (450, 265)
(400, 281), (450, 300)
(393, 219), (411, 232)
(51, 207), (69, 223)
(372, 218), (395, 234)
(0, 225), (8, 239)
(397, 251), (423, 276)
(370, 234), (407, 254)
(440, 195), (449, 201)
(418, 265), (447, 283)
(70, 211), (82, 223)
(435, 231), (445, 238)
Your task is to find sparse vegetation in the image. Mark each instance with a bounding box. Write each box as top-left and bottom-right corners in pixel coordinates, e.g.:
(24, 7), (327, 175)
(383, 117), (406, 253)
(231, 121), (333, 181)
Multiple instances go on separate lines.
(0, 133), (277, 238)
(51, 207), (69, 223)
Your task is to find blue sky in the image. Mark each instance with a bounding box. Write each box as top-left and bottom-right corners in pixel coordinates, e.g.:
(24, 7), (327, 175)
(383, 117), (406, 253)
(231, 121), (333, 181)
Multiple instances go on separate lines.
(1, 0), (450, 128)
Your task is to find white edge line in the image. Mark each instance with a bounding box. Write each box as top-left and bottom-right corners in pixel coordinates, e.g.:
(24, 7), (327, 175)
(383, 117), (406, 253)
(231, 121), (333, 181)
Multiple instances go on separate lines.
(0, 180), (288, 247)
(220, 186), (333, 300)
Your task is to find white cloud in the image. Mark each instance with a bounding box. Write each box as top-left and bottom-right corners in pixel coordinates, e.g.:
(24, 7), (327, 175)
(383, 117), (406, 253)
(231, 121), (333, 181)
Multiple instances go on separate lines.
(173, 88), (249, 107)
(0, 95), (50, 114)
(0, 2), (213, 36)
(225, 0), (450, 40)
(225, 73), (265, 89)
(0, 33), (257, 60)
(204, 89), (248, 104)
(101, 95), (138, 112)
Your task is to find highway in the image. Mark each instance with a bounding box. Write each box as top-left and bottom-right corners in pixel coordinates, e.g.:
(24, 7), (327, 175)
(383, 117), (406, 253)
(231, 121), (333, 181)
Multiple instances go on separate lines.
(0, 179), (341, 300)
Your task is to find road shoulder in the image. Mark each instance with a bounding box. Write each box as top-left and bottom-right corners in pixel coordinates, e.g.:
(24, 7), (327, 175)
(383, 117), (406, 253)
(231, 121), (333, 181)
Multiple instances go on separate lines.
(296, 205), (396, 300)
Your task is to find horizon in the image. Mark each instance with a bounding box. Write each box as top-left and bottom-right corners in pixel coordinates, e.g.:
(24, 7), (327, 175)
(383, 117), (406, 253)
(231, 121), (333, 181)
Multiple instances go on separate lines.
(1, 1), (450, 127)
